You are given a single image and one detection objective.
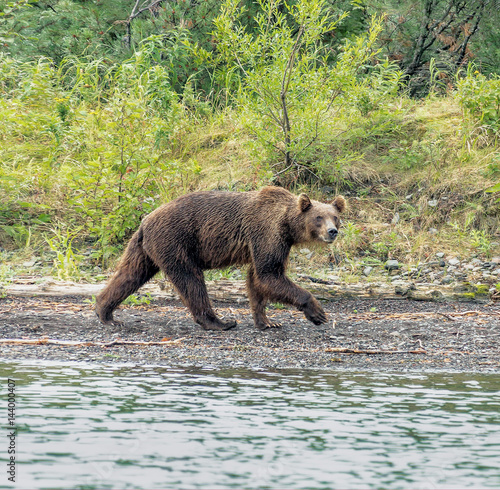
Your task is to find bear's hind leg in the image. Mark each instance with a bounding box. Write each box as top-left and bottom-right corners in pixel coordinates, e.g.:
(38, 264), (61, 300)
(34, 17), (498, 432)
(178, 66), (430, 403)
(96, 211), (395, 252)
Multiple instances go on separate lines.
(246, 267), (281, 330)
(165, 263), (236, 331)
(96, 258), (159, 326)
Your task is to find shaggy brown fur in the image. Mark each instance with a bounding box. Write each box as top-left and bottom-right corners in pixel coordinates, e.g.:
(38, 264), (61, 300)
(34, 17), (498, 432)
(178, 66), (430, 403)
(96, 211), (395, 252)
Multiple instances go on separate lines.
(96, 186), (346, 331)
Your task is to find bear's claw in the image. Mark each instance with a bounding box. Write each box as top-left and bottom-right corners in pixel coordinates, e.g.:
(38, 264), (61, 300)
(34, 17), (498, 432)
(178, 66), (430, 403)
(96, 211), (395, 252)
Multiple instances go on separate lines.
(301, 300), (327, 325)
(255, 321), (282, 331)
(96, 313), (124, 328)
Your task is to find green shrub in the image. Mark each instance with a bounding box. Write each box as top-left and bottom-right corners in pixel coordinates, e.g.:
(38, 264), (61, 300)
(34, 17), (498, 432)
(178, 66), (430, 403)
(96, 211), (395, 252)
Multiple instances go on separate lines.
(456, 67), (500, 136)
(208, 0), (401, 185)
(0, 54), (184, 264)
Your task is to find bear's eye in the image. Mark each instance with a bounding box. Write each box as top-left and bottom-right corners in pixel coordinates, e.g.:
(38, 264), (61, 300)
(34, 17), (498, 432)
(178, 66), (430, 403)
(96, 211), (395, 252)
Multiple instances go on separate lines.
(316, 216), (323, 223)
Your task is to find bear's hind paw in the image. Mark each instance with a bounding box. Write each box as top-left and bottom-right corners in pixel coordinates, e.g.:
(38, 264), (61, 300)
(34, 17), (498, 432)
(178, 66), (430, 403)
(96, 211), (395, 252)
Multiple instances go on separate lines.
(98, 318), (125, 328)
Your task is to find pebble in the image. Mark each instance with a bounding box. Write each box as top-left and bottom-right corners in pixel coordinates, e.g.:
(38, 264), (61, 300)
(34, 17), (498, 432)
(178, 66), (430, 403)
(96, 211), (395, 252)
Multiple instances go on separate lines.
(448, 258), (460, 266)
(436, 252), (445, 258)
(363, 266), (373, 277)
(441, 275), (453, 284)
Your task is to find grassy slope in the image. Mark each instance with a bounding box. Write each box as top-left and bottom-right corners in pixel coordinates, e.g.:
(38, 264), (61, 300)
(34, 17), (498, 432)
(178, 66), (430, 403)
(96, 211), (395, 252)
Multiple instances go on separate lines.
(0, 89), (499, 284)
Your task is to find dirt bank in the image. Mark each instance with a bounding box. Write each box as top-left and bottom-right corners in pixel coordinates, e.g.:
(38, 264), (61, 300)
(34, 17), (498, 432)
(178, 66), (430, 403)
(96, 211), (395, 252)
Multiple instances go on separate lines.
(1, 284), (499, 372)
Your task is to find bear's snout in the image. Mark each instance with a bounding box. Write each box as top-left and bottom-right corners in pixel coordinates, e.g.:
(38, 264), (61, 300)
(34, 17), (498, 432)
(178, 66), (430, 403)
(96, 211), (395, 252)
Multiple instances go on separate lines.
(327, 227), (338, 241)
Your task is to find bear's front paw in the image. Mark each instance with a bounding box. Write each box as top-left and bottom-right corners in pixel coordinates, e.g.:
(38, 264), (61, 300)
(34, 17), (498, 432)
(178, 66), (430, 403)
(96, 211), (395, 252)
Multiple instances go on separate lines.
(301, 299), (327, 325)
(200, 318), (237, 331)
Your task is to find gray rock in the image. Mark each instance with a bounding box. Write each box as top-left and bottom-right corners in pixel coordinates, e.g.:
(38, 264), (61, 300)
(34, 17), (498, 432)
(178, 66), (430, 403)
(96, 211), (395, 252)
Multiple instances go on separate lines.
(385, 260), (400, 271)
(428, 228), (438, 235)
(363, 266), (373, 277)
(448, 257), (460, 266)
(441, 275), (453, 284)
(428, 200), (438, 207)
(436, 252), (445, 258)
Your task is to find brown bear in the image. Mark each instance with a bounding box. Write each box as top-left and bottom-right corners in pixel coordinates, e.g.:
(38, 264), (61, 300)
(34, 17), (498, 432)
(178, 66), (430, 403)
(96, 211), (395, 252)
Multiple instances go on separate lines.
(95, 186), (345, 331)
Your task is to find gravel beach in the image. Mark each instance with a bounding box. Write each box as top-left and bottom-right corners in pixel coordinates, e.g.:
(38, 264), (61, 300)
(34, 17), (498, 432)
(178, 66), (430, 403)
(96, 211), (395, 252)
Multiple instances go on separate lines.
(2, 288), (499, 373)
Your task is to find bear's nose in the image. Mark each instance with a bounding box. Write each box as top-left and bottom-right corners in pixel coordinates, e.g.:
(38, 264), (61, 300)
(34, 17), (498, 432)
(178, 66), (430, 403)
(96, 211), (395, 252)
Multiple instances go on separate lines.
(327, 228), (338, 239)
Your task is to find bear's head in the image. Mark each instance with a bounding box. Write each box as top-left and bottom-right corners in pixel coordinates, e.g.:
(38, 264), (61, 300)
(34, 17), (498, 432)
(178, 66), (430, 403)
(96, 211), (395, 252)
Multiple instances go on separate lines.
(297, 193), (346, 244)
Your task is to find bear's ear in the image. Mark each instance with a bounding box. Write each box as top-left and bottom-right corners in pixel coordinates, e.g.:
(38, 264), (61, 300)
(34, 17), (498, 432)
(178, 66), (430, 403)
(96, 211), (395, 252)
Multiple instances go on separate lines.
(298, 193), (312, 212)
(333, 196), (346, 213)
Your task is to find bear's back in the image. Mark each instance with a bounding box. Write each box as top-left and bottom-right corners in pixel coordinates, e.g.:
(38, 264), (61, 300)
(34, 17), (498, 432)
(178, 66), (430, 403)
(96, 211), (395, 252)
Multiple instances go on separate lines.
(141, 191), (260, 268)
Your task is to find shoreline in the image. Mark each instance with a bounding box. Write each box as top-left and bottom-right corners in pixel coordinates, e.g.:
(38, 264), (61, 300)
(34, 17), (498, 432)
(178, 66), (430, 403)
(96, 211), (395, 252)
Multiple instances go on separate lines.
(1, 279), (499, 373)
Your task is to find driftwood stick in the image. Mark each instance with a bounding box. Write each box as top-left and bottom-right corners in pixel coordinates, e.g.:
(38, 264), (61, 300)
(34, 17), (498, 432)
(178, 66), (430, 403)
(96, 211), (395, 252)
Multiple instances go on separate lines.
(0, 337), (185, 347)
(325, 347), (427, 355)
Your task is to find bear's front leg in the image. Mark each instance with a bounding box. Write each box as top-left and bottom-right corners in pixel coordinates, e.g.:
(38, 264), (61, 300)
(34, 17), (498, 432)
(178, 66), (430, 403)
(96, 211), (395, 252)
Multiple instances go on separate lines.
(299, 296), (327, 325)
(252, 270), (328, 327)
(251, 246), (328, 327)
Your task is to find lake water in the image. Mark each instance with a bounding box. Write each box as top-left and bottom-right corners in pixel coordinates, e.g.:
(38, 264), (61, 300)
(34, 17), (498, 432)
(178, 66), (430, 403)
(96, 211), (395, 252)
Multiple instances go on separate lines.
(1, 361), (499, 489)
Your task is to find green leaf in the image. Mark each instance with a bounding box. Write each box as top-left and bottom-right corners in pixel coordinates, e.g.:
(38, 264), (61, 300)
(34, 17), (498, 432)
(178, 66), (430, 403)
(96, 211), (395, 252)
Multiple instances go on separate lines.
(485, 182), (500, 193)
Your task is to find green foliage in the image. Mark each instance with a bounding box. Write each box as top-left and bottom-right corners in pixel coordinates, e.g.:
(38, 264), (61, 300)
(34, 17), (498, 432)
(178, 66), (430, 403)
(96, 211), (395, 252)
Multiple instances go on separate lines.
(0, 0), (132, 62)
(469, 229), (493, 256)
(0, 52), (184, 265)
(45, 227), (82, 280)
(456, 67), (500, 137)
(123, 293), (152, 306)
(340, 221), (364, 252)
(209, 0), (401, 184)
